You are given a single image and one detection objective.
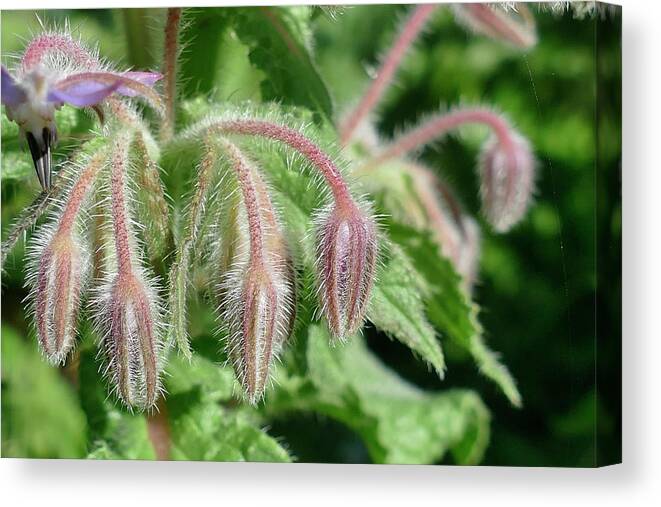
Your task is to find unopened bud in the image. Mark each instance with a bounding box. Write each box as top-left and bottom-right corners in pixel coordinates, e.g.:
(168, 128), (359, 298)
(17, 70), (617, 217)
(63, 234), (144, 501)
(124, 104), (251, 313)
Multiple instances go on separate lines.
(315, 203), (378, 341)
(27, 149), (105, 363)
(217, 140), (295, 403)
(453, 3), (537, 49)
(32, 232), (85, 364)
(99, 271), (163, 410)
(479, 131), (535, 232)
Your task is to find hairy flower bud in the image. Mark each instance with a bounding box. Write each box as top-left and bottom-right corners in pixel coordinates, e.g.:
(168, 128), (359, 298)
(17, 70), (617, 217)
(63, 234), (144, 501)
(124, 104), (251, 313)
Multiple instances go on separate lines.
(479, 131), (535, 232)
(32, 233), (85, 364)
(99, 271), (163, 410)
(94, 134), (165, 410)
(453, 3), (537, 49)
(217, 140), (295, 403)
(27, 150), (105, 363)
(315, 202), (378, 341)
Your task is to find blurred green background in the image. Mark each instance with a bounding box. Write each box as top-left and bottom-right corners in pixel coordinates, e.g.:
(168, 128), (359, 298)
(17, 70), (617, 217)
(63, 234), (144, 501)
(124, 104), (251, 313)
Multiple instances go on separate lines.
(1, 4), (621, 466)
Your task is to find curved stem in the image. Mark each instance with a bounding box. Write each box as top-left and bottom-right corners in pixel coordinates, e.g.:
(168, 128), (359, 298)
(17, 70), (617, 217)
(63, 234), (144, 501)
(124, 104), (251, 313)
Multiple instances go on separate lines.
(162, 8), (182, 142)
(339, 4), (438, 145)
(367, 108), (515, 167)
(207, 119), (354, 209)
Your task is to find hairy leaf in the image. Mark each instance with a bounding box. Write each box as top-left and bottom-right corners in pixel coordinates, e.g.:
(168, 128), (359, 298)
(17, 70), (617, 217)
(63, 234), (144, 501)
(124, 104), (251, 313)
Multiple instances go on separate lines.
(388, 221), (522, 407)
(368, 242), (446, 378)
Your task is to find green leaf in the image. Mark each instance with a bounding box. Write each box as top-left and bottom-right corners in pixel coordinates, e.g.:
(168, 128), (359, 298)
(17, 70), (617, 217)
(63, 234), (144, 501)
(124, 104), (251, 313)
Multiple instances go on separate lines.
(1, 326), (87, 458)
(368, 242), (446, 378)
(165, 352), (292, 463)
(232, 6), (334, 121)
(269, 325), (490, 465)
(388, 221), (522, 407)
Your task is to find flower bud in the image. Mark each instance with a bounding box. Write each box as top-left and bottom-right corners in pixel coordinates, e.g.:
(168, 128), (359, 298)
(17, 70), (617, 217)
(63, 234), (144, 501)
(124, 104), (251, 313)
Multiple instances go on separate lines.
(225, 264), (287, 403)
(479, 131), (535, 232)
(98, 271), (163, 410)
(32, 232), (85, 364)
(453, 3), (537, 49)
(315, 203), (378, 341)
(27, 150), (105, 363)
(216, 140), (295, 403)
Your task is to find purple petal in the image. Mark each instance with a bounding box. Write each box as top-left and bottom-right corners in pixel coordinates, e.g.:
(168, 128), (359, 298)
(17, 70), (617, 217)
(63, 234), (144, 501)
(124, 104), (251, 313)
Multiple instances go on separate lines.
(48, 79), (121, 107)
(1, 65), (26, 107)
(118, 71), (162, 97)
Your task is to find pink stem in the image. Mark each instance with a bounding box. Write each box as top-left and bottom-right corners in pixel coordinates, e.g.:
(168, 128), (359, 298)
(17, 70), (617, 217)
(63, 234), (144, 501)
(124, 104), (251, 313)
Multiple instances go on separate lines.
(369, 108), (515, 166)
(209, 119), (354, 209)
(56, 153), (105, 236)
(21, 33), (99, 72)
(110, 138), (134, 274)
(339, 4), (438, 146)
(220, 140), (265, 266)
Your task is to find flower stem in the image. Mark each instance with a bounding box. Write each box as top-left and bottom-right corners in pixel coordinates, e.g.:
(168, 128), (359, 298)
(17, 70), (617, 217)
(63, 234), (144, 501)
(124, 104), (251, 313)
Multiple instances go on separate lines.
(217, 139), (265, 266)
(162, 8), (182, 142)
(339, 4), (437, 145)
(208, 119), (354, 209)
(367, 108), (514, 167)
(110, 135), (135, 274)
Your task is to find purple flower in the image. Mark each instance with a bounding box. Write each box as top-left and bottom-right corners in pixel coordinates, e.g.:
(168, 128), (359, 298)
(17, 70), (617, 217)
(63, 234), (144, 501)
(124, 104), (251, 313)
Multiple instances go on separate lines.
(1, 64), (161, 190)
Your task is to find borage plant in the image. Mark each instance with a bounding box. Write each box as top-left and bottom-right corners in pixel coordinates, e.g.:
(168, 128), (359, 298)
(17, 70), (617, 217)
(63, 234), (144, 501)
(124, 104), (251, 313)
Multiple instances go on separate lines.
(1, 4), (537, 463)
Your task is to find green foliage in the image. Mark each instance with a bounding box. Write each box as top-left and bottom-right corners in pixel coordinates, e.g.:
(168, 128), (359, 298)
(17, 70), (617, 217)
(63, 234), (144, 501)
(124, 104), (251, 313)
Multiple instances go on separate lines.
(180, 7), (333, 121)
(368, 242), (446, 378)
(1, 326), (87, 458)
(268, 324), (489, 465)
(388, 222), (521, 407)
(166, 351), (292, 462)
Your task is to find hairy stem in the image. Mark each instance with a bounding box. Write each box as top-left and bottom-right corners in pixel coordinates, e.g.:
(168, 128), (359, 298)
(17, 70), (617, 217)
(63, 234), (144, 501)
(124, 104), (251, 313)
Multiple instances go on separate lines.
(367, 108), (515, 167)
(162, 8), (182, 142)
(339, 4), (437, 145)
(167, 139), (216, 357)
(56, 151), (106, 237)
(109, 135), (135, 274)
(217, 139), (265, 266)
(1, 185), (59, 268)
(207, 119), (353, 209)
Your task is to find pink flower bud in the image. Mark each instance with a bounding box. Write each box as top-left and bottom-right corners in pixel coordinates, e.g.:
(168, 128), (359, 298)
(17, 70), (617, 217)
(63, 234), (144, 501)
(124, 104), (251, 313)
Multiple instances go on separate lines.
(315, 202), (378, 341)
(27, 150), (105, 364)
(217, 140), (295, 403)
(32, 233), (85, 364)
(99, 271), (163, 410)
(225, 264), (288, 404)
(93, 133), (165, 410)
(479, 131), (535, 232)
(453, 3), (537, 49)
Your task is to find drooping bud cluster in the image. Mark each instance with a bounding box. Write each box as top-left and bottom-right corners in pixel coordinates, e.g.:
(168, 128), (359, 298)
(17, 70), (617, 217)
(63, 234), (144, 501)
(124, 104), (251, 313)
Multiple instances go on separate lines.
(214, 139), (295, 403)
(190, 117), (379, 344)
(27, 150), (106, 363)
(479, 130), (535, 232)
